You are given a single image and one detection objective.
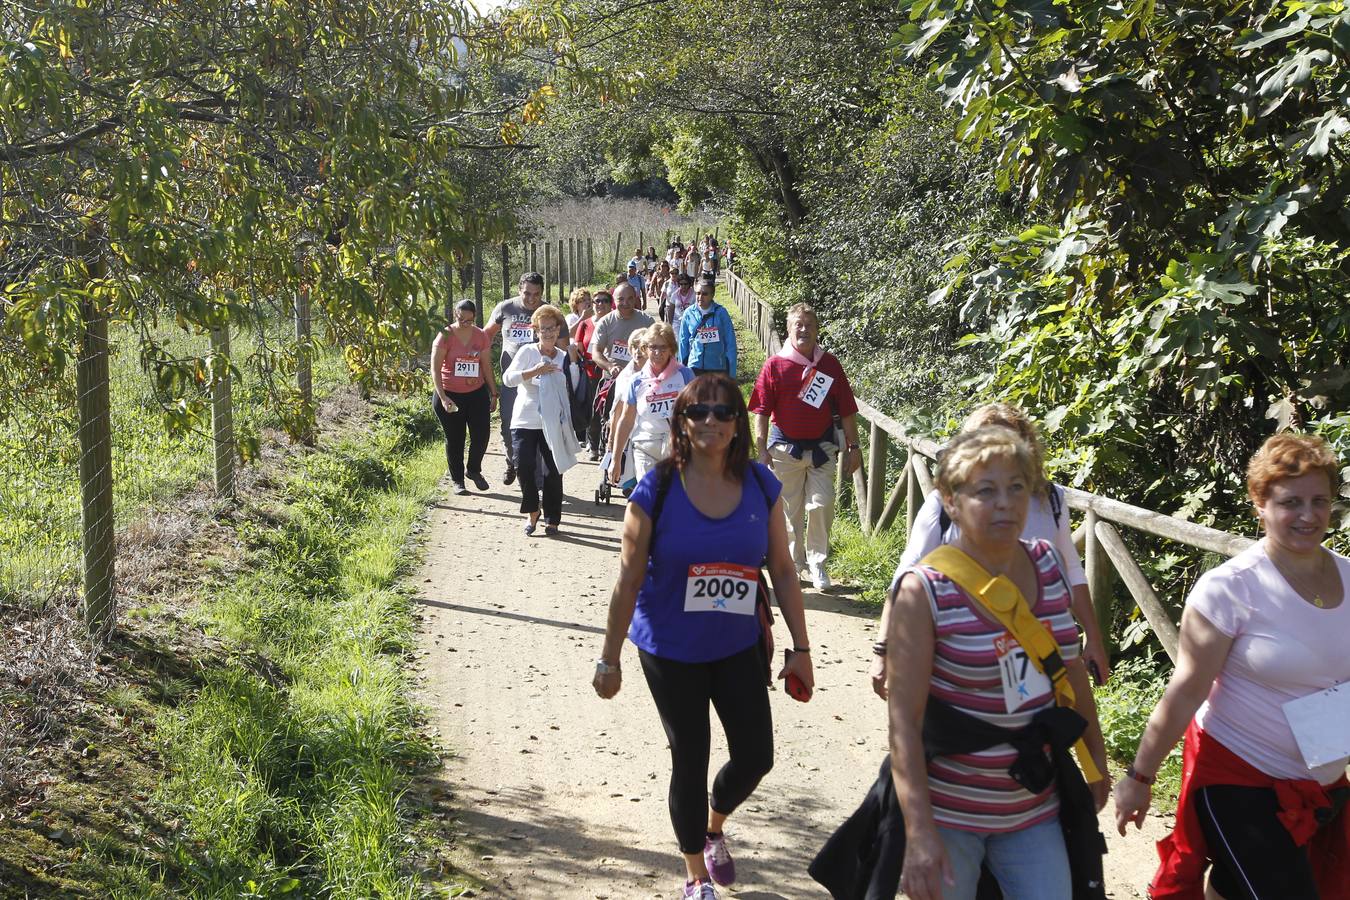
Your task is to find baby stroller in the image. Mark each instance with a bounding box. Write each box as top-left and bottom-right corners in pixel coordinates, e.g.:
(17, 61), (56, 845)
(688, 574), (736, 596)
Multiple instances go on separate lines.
(592, 373), (636, 504)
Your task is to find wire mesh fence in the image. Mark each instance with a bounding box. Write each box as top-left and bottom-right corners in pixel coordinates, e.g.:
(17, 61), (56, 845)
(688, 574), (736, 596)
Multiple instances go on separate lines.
(0, 318), (347, 618)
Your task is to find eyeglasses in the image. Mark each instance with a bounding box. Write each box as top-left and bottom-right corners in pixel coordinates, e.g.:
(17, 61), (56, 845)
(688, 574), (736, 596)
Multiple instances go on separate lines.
(682, 403), (736, 423)
(646, 344), (673, 354)
(537, 325), (561, 334)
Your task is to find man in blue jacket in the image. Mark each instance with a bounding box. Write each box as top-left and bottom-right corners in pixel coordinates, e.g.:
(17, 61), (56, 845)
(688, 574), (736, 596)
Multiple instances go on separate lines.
(677, 276), (737, 377)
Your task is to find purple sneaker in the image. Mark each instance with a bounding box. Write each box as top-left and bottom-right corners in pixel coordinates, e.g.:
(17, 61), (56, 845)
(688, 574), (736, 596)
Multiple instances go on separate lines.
(703, 833), (735, 886)
(682, 879), (719, 899)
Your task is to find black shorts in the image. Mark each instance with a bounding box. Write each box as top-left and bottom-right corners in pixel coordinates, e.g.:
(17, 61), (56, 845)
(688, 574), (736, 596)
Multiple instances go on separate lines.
(1195, 783), (1348, 900)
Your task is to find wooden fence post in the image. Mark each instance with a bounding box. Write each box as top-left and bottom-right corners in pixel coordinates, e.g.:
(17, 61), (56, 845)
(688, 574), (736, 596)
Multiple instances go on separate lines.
(500, 243), (510, 299)
(866, 421), (888, 530)
(558, 239), (565, 302)
(295, 287), (314, 446)
(1084, 508), (1116, 654)
(568, 238), (576, 291)
(443, 262), (454, 323)
(530, 242), (537, 275)
(210, 322), (235, 500)
(906, 451), (923, 537)
(587, 238), (594, 284)
(77, 262), (116, 639)
(612, 233), (622, 272)
(1095, 521), (1178, 661)
(544, 241), (552, 300)
(473, 246), (483, 324)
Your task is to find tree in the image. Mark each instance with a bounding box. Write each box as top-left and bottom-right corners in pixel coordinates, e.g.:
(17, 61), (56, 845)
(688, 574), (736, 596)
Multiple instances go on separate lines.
(903, 0), (1350, 517)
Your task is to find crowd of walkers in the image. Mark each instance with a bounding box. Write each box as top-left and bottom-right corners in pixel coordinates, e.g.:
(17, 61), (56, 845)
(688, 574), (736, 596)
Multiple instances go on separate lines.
(432, 260), (1349, 900)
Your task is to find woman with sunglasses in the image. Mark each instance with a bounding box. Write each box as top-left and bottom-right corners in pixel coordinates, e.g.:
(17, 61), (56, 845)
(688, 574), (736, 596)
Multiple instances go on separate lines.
(594, 374), (815, 900)
(501, 305), (580, 536)
(608, 323), (694, 485)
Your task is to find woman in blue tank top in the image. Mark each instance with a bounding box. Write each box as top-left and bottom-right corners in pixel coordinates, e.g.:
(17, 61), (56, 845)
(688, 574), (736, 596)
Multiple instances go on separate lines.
(593, 373), (815, 900)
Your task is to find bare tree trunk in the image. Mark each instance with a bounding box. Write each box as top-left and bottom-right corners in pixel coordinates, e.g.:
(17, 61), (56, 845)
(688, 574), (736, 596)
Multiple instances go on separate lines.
(77, 258), (115, 640)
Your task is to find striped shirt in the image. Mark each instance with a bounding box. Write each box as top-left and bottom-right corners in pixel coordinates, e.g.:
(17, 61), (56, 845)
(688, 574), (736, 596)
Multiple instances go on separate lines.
(908, 539), (1079, 833)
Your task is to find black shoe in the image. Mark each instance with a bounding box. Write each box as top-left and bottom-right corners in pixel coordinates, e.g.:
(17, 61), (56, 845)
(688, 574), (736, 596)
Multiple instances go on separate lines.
(452, 480), (469, 495)
(469, 473), (489, 491)
(503, 466), (516, 485)
(544, 522), (560, 536)
(589, 449), (602, 462)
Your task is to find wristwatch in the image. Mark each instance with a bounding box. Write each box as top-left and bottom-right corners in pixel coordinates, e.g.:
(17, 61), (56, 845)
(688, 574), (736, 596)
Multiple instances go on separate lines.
(846, 443), (860, 451)
(595, 659), (620, 675)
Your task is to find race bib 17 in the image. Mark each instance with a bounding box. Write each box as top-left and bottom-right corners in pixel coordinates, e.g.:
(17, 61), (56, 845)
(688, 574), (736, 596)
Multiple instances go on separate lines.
(798, 368), (834, 409)
(453, 357), (480, 379)
(684, 563), (758, 615)
(994, 631), (1053, 713)
(696, 327), (719, 344)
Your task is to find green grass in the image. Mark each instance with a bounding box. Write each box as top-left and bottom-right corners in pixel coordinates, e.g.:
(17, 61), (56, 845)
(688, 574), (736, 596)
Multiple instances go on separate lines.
(0, 322), (349, 606)
(1093, 656), (1183, 809)
(143, 396), (450, 897)
(828, 516), (907, 606)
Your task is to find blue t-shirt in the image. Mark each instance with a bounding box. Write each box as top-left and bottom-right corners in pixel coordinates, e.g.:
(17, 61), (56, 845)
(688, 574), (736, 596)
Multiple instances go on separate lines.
(627, 462), (782, 662)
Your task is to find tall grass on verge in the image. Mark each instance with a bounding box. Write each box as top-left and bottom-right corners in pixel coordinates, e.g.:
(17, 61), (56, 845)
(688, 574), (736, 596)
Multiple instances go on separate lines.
(150, 396), (446, 898)
(828, 517), (907, 607)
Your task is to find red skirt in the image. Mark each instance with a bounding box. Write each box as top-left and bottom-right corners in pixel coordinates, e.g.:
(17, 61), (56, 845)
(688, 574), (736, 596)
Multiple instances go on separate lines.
(1150, 720), (1350, 900)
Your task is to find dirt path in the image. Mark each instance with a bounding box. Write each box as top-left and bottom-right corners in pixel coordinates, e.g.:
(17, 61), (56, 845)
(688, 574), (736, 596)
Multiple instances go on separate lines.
(412, 436), (1169, 898)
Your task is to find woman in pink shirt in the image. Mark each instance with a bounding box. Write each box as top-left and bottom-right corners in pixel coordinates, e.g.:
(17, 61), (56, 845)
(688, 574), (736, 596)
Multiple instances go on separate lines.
(430, 299), (498, 495)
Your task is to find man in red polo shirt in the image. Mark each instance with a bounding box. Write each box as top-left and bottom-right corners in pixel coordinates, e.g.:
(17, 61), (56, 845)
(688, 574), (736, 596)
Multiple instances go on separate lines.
(749, 303), (862, 590)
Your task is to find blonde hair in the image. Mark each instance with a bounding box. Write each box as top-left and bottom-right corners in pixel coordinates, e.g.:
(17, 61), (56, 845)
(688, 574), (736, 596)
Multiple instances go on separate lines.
(626, 326), (650, 353)
(530, 304), (567, 331)
(1247, 433), (1340, 506)
(786, 303), (818, 325)
(644, 322), (677, 353)
(961, 403), (1048, 493)
(936, 426), (1038, 498)
(568, 287), (592, 314)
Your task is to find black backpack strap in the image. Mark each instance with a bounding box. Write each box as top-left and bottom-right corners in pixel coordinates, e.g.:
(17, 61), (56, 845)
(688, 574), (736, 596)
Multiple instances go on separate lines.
(649, 464), (675, 531)
(1048, 483), (1063, 527)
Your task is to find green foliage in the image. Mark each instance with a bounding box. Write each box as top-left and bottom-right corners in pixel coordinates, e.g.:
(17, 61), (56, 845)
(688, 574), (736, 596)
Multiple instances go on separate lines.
(1094, 657), (1183, 806)
(903, 0), (1350, 523)
(155, 404), (445, 896)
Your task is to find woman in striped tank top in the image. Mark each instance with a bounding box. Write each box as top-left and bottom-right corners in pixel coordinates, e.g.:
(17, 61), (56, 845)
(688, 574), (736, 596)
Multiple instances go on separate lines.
(886, 427), (1109, 900)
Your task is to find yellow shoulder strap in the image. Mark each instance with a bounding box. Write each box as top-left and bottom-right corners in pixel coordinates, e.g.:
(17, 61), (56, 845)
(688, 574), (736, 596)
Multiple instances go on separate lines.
(920, 545), (1102, 784)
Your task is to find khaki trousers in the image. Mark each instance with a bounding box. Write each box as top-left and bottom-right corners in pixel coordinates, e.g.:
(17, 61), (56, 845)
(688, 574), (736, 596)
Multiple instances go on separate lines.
(768, 442), (838, 569)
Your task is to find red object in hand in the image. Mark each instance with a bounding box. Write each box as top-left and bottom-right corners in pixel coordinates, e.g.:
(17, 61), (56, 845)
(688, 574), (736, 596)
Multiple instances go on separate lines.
(783, 650), (812, 702)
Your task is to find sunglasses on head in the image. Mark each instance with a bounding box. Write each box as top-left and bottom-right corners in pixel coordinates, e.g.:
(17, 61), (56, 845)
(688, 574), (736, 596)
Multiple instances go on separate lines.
(682, 403), (736, 423)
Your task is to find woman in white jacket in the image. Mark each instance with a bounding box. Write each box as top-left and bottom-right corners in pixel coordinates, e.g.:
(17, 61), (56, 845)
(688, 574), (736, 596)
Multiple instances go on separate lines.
(502, 305), (580, 536)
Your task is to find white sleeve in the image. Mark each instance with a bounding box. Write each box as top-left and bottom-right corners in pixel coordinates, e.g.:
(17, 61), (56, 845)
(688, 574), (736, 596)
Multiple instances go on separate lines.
(502, 346), (535, 387)
(890, 491), (946, 592)
(1051, 486), (1088, 587)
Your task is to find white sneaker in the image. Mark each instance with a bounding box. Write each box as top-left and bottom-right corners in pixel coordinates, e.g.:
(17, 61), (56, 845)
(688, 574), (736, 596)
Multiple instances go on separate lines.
(809, 562), (831, 591)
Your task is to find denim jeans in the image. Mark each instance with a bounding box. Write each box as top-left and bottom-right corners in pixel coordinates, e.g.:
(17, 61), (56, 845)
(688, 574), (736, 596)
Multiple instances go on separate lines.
(936, 817), (1070, 900)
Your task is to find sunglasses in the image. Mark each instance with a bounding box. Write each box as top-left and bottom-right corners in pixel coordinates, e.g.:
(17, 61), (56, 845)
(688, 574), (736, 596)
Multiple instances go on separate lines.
(682, 403), (736, 423)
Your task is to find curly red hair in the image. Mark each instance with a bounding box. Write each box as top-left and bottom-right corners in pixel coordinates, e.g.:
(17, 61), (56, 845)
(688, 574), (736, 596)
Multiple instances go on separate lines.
(1246, 433), (1340, 506)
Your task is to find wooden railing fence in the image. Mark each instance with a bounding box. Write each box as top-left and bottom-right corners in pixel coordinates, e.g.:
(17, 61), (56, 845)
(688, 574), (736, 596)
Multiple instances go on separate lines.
(724, 269), (1256, 662)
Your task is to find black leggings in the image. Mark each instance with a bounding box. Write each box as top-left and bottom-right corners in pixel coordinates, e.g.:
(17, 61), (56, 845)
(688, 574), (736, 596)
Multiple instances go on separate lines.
(510, 428), (562, 522)
(433, 386), (490, 481)
(1195, 784), (1346, 899)
(639, 644), (774, 854)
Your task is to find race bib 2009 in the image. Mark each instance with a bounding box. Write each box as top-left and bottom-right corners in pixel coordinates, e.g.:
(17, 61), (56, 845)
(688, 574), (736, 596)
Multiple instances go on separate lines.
(684, 563), (758, 615)
(994, 631), (1052, 713)
(453, 357), (480, 378)
(798, 368), (834, 409)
